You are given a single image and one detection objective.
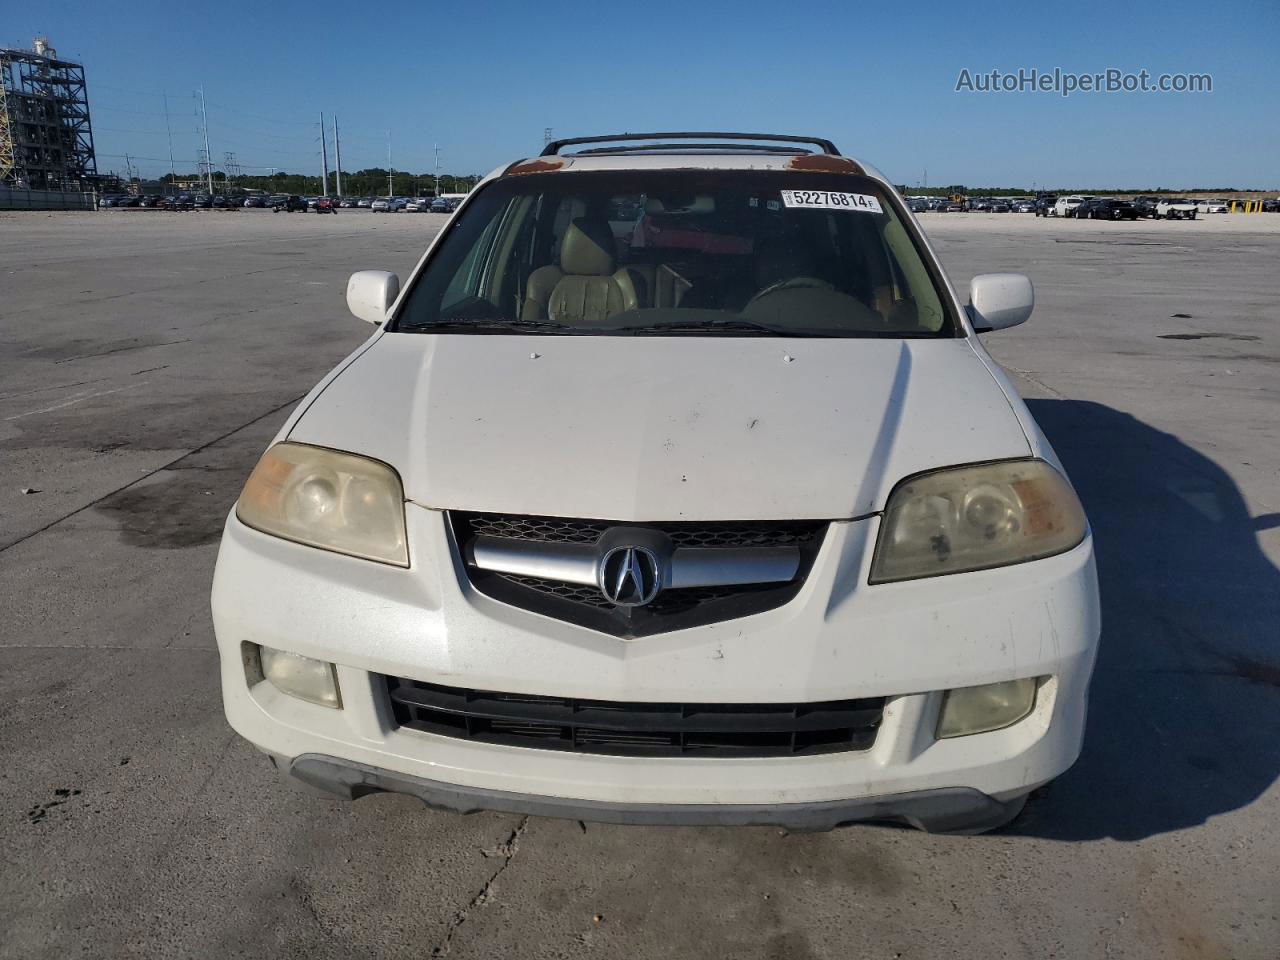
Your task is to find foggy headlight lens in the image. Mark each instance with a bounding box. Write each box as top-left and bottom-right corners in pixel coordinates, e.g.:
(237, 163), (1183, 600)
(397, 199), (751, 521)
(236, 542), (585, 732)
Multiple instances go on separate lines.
(236, 442), (408, 566)
(870, 459), (1086, 583)
(937, 679), (1037, 738)
(259, 645), (341, 708)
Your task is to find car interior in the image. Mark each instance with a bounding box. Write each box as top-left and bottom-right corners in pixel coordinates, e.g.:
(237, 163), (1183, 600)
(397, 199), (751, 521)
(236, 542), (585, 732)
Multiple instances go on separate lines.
(405, 173), (951, 337)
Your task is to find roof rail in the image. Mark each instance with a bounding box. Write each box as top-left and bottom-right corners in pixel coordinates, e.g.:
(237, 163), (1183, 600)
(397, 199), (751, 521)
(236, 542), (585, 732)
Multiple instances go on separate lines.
(540, 132), (841, 158)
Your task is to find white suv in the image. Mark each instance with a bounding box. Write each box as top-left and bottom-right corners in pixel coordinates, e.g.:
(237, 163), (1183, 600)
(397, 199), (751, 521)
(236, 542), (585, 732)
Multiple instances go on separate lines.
(213, 133), (1099, 834)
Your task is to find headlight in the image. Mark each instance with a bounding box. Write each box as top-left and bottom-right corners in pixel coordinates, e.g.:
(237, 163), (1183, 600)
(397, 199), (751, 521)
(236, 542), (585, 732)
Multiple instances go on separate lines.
(236, 442), (408, 566)
(870, 459), (1086, 583)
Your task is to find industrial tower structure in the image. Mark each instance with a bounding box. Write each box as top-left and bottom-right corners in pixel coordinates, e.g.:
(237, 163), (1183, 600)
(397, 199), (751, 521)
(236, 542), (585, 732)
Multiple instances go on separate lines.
(0, 37), (98, 190)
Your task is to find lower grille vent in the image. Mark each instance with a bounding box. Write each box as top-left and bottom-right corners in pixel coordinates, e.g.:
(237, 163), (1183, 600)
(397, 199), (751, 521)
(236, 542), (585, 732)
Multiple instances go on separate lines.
(386, 677), (884, 758)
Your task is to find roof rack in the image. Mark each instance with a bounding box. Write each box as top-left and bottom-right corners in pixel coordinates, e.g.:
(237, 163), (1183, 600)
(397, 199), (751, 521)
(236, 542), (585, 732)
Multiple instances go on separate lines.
(540, 132), (841, 158)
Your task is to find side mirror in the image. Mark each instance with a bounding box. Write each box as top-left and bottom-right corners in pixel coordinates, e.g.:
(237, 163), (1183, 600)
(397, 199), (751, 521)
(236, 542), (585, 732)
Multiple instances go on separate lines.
(346, 270), (400, 325)
(967, 273), (1033, 333)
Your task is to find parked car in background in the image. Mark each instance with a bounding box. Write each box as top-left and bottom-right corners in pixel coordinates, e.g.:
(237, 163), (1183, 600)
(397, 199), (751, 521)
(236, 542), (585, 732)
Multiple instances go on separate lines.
(1155, 198), (1198, 220)
(405, 198), (431, 212)
(1077, 198), (1139, 220)
(988, 200), (1011, 213)
(907, 197), (929, 213)
(271, 195), (308, 212)
(390, 198), (410, 212)
(358, 198), (374, 208)
(1034, 195), (1057, 217)
(1053, 196), (1086, 217)
(1263, 198), (1280, 212)
(339, 198), (360, 208)
(1130, 196), (1159, 218)
(447, 197), (465, 211)
(1194, 198), (1228, 214)
(430, 197), (451, 213)
(370, 198), (391, 212)
(243, 196), (266, 208)
(314, 197), (338, 213)
(1013, 199), (1036, 212)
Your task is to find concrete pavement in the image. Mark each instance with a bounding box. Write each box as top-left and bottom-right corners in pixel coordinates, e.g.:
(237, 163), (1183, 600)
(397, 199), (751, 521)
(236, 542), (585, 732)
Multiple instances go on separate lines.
(2, 209), (1276, 959)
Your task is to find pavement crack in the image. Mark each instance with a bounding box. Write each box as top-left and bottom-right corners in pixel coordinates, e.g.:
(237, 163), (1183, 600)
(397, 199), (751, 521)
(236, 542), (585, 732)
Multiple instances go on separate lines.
(431, 816), (530, 958)
(1003, 364), (1066, 399)
(0, 392), (306, 555)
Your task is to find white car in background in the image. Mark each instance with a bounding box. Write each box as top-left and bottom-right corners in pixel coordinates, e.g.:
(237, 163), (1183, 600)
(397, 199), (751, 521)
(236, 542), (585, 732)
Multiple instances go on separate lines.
(1155, 198), (1198, 220)
(1053, 195), (1086, 217)
(1194, 199), (1228, 214)
(370, 198), (391, 213)
(212, 131), (1100, 835)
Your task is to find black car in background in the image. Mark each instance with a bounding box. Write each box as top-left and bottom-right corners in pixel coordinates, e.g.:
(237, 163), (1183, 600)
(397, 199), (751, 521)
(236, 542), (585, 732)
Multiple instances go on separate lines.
(1034, 194), (1057, 216)
(1078, 198), (1140, 220)
(1131, 196), (1160, 218)
(270, 195), (307, 212)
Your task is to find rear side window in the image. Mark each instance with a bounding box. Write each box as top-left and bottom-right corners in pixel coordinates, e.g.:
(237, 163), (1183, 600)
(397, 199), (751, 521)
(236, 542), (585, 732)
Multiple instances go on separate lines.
(396, 170), (956, 338)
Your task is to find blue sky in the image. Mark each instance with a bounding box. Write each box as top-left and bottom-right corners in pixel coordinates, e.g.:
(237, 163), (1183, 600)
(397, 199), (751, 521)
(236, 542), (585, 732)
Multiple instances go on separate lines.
(11, 0), (1279, 188)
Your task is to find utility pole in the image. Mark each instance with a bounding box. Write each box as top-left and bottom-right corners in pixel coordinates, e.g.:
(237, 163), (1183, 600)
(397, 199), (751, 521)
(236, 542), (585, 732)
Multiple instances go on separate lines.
(387, 129), (393, 197)
(333, 115), (342, 197)
(544, 127), (552, 146)
(434, 144), (440, 198)
(162, 93), (176, 193)
(319, 113), (329, 196)
(198, 85), (213, 195)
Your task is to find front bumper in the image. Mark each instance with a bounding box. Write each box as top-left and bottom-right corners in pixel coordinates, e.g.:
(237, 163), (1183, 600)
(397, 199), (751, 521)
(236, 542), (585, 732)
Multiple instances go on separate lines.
(283, 753), (1024, 833)
(213, 506), (1100, 819)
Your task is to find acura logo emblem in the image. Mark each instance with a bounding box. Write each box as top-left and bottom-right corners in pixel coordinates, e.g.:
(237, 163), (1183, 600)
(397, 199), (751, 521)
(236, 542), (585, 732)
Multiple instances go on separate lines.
(598, 545), (662, 607)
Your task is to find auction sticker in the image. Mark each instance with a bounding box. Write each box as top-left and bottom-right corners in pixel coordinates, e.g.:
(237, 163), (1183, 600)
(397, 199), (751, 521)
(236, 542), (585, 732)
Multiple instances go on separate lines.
(779, 190), (882, 214)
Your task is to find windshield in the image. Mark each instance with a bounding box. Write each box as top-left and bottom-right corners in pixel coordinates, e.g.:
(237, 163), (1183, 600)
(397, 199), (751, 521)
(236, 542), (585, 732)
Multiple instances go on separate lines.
(393, 170), (955, 338)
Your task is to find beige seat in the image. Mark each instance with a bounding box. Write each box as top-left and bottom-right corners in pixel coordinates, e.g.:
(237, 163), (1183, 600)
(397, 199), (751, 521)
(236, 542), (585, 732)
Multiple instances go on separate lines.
(521, 218), (647, 325)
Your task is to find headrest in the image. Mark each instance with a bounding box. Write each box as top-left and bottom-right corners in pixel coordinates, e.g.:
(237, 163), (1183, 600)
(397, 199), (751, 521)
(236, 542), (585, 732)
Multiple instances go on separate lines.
(559, 218), (615, 276)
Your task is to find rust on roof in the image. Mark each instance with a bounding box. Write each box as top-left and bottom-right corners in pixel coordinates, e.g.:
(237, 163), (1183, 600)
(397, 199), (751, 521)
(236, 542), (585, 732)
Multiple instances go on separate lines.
(787, 154), (864, 175)
(505, 156), (566, 176)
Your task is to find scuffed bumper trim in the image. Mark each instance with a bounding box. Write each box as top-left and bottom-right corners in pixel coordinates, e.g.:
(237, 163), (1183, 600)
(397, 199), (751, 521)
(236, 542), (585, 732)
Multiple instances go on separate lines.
(283, 753), (1022, 834)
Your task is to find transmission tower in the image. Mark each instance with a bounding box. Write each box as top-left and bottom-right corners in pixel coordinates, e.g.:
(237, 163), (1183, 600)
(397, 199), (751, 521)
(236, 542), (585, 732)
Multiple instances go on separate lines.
(197, 148), (212, 189)
(223, 151), (241, 184)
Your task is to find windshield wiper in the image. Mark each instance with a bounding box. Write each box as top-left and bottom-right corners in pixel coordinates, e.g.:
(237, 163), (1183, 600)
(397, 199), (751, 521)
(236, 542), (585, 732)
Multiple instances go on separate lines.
(408, 318), (574, 334)
(613, 318), (842, 337)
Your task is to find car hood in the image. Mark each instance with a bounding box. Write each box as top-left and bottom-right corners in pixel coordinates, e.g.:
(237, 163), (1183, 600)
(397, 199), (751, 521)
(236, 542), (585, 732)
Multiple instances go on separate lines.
(288, 333), (1031, 521)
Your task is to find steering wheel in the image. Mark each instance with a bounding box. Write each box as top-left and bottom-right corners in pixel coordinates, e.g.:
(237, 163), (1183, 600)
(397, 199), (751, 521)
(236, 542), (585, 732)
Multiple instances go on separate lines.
(744, 276), (833, 309)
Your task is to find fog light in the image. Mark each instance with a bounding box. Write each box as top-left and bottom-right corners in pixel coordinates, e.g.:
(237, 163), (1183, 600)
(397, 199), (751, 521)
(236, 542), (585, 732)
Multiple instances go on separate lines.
(259, 646), (341, 708)
(937, 678), (1037, 738)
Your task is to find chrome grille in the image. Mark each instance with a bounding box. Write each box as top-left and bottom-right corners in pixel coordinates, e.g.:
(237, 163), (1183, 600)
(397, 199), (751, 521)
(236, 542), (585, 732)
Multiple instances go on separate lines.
(450, 512), (830, 637)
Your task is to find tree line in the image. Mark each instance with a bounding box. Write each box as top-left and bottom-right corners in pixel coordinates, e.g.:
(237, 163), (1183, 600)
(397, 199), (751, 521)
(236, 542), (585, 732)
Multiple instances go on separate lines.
(155, 168), (481, 196)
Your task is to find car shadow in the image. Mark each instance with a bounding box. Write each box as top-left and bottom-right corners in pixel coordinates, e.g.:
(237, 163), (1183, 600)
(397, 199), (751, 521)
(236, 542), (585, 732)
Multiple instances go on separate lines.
(1009, 399), (1280, 842)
